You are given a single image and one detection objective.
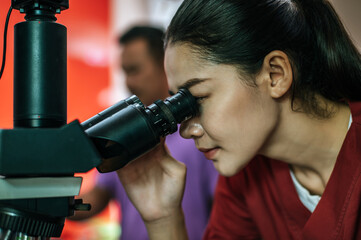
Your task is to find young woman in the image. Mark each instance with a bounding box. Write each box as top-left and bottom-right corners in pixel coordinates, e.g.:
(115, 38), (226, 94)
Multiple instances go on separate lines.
(116, 0), (361, 239)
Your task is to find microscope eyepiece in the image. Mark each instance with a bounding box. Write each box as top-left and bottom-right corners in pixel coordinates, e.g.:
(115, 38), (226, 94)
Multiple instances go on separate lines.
(82, 88), (198, 172)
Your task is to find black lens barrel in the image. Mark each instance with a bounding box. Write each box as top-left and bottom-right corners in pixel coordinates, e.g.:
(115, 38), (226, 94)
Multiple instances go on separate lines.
(14, 20), (67, 128)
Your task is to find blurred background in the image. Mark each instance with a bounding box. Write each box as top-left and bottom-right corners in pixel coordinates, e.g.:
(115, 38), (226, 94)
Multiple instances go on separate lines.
(0, 0), (359, 239)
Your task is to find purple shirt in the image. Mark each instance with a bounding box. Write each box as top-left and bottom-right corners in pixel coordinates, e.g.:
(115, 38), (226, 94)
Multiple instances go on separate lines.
(96, 130), (218, 240)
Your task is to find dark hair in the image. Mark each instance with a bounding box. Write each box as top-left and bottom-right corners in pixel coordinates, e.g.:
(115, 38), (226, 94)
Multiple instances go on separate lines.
(119, 25), (165, 67)
(165, 0), (361, 118)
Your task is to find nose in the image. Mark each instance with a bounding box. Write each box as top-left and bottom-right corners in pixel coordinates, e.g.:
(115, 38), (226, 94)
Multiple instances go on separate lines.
(179, 117), (204, 139)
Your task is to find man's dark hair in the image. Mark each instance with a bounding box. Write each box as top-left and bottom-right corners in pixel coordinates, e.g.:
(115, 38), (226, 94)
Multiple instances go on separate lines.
(119, 26), (165, 67)
(166, 0), (361, 118)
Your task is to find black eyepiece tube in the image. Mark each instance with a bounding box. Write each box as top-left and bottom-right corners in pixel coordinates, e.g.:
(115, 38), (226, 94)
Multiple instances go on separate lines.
(83, 88), (198, 172)
(81, 95), (142, 131)
(163, 89), (198, 123)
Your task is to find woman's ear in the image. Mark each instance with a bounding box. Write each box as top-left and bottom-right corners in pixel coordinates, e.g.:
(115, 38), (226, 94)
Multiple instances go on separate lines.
(260, 50), (293, 99)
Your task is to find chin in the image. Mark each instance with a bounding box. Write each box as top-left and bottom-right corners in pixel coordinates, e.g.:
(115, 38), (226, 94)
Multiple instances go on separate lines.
(214, 159), (248, 177)
(214, 163), (240, 177)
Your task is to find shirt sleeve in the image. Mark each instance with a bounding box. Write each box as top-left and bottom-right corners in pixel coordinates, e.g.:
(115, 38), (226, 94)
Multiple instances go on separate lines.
(95, 171), (119, 196)
(203, 174), (262, 240)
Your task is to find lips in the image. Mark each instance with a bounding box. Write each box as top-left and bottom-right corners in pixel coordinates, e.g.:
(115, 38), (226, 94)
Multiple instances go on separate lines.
(198, 147), (219, 160)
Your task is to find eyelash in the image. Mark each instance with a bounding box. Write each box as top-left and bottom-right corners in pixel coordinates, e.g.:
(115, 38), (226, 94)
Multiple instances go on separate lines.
(195, 96), (206, 104)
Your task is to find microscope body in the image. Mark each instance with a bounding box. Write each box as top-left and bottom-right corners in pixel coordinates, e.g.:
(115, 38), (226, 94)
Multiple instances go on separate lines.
(0, 0), (198, 238)
(0, 1), (102, 238)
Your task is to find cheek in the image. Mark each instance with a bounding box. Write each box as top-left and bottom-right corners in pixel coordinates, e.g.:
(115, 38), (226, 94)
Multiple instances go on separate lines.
(200, 98), (241, 142)
(207, 90), (277, 154)
(234, 97), (278, 153)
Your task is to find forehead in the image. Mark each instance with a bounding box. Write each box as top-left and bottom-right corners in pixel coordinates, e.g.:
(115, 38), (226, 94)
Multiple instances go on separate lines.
(122, 38), (149, 63)
(165, 44), (212, 90)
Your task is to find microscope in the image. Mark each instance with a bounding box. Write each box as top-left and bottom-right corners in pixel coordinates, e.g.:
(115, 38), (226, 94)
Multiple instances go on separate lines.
(0, 0), (198, 239)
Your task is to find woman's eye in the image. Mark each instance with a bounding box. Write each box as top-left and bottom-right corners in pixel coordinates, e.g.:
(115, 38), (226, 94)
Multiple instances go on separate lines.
(195, 96), (206, 104)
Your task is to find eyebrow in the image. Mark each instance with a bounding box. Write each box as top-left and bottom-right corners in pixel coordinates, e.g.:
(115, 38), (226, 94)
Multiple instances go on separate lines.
(169, 78), (209, 95)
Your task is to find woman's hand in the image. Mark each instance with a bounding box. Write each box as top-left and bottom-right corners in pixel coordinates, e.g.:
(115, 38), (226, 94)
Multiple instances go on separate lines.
(116, 140), (189, 239)
(116, 139), (186, 222)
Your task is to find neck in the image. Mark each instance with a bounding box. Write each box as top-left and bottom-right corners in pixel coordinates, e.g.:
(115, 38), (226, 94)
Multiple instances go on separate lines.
(261, 100), (351, 194)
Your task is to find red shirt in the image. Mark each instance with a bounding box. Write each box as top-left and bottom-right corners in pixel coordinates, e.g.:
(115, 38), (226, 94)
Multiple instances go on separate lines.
(204, 101), (361, 240)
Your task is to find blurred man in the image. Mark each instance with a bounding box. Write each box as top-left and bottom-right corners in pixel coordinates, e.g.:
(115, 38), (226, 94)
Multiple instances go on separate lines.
(72, 26), (218, 240)
(120, 26), (169, 106)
